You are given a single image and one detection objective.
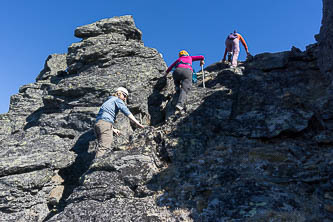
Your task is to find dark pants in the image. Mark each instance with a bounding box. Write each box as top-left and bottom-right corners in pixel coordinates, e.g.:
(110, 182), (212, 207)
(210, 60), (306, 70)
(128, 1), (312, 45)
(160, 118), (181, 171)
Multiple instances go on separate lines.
(173, 67), (192, 107)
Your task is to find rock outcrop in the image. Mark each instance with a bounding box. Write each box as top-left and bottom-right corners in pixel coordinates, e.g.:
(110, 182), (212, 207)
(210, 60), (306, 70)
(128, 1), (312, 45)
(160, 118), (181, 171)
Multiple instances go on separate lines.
(1, 7), (333, 221)
(316, 0), (333, 76)
(0, 15), (167, 221)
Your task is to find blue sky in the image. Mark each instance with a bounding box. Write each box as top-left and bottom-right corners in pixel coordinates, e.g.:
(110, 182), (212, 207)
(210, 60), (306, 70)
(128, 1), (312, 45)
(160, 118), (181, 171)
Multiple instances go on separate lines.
(0, 0), (322, 114)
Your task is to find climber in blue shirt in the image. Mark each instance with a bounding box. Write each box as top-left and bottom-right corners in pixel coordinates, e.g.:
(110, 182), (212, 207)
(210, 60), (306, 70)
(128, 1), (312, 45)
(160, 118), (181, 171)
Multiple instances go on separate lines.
(94, 87), (144, 157)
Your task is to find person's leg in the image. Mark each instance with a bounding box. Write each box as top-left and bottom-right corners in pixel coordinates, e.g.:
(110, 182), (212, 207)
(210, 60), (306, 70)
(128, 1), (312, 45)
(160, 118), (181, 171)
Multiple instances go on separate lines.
(176, 68), (192, 109)
(232, 39), (240, 67)
(94, 120), (113, 157)
(232, 51), (240, 67)
(225, 39), (233, 62)
(173, 68), (182, 92)
(225, 39), (233, 52)
(227, 52), (233, 63)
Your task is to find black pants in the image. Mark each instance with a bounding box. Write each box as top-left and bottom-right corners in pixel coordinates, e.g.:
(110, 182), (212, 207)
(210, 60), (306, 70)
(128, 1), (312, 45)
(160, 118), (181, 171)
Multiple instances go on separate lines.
(173, 67), (192, 107)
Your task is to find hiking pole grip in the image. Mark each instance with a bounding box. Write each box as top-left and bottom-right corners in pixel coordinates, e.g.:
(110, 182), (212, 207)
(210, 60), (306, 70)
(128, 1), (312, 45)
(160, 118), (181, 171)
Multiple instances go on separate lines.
(201, 65), (205, 88)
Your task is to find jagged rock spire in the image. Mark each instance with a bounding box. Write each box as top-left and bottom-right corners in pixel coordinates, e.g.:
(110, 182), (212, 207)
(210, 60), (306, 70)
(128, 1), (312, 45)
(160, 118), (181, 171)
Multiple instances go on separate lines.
(74, 15), (142, 40)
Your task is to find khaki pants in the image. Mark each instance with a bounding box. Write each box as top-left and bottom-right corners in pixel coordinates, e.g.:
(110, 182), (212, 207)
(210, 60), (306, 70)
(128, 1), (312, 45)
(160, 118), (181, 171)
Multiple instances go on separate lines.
(94, 120), (113, 157)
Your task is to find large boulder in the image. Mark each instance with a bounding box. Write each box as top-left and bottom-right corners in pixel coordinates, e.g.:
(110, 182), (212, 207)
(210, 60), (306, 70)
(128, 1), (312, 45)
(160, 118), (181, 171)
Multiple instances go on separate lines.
(74, 15), (142, 40)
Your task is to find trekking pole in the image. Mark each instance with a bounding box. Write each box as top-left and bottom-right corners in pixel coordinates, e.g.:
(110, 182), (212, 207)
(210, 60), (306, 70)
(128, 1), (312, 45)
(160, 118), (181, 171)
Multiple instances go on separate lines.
(201, 65), (205, 88)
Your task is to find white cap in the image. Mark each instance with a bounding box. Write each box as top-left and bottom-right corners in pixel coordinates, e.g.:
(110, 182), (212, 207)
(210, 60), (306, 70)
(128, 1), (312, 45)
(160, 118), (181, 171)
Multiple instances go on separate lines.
(116, 87), (129, 97)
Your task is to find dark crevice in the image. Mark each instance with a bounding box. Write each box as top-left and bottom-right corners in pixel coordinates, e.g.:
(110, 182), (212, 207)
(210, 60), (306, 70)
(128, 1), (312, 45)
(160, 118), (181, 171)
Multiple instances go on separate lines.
(24, 106), (73, 131)
(23, 107), (45, 131)
(0, 165), (48, 179)
(49, 71), (71, 85)
(256, 129), (308, 142)
(148, 75), (169, 126)
(53, 133), (75, 140)
(0, 207), (16, 214)
(256, 113), (325, 142)
(43, 130), (96, 220)
(318, 142), (333, 147)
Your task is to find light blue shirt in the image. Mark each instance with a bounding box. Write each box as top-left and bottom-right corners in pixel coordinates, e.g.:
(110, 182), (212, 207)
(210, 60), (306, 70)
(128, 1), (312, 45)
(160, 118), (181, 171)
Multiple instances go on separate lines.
(96, 96), (132, 124)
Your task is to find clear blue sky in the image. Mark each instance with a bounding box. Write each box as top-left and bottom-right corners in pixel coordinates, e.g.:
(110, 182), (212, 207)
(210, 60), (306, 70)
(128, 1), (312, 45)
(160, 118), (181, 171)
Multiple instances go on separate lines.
(0, 0), (322, 114)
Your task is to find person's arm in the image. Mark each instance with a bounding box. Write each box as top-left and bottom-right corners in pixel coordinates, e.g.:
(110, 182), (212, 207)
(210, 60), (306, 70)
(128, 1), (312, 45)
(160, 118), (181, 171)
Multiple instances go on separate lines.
(165, 59), (179, 75)
(116, 99), (144, 128)
(113, 128), (121, 136)
(128, 114), (144, 128)
(191, 55), (205, 61)
(238, 34), (249, 54)
(222, 48), (228, 61)
(191, 56), (205, 66)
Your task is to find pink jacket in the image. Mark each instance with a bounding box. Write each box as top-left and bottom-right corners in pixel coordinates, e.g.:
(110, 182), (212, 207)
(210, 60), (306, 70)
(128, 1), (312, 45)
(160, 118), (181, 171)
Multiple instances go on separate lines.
(166, 55), (205, 73)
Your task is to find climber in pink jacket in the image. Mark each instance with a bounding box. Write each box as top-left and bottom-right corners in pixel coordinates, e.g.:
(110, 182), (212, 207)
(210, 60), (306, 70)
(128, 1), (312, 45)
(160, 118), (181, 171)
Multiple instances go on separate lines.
(165, 50), (204, 111)
(222, 30), (250, 67)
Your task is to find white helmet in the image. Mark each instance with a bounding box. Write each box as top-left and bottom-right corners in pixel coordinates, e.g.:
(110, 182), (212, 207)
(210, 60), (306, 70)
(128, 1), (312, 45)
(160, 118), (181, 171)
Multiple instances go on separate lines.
(116, 87), (129, 97)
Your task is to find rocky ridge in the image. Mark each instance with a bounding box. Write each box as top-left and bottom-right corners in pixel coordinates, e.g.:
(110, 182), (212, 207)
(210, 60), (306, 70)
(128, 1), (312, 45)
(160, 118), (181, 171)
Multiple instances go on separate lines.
(0, 10), (333, 222)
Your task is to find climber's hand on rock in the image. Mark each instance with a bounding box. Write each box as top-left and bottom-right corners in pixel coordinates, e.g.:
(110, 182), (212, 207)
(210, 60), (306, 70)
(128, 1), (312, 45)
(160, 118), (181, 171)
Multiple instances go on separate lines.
(137, 123), (144, 128)
(113, 129), (121, 136)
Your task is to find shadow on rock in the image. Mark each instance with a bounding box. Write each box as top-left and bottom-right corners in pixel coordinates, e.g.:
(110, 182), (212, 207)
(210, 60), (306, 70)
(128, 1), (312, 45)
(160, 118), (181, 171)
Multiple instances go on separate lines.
(148, 75), (172, 126)
(24, 107), (45, 131)
(146, 89), (245, 220)
(44, 129), (96, 221)
(146, 64), (333, 220)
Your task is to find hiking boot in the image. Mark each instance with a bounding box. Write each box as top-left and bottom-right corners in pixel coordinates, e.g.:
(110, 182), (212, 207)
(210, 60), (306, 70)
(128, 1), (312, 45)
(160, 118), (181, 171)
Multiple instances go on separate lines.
(227, 52), (232, 63)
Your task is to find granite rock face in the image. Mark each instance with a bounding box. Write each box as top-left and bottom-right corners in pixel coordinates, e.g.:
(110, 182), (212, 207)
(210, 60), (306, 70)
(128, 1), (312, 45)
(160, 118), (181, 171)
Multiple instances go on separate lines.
(0, 15), (168, 221)
(1, 8), (333, 221)
(316, 0), (333, 76)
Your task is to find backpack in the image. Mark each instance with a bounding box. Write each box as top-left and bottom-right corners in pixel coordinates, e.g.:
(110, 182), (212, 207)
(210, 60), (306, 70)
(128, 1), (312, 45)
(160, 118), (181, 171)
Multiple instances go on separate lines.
(228, 33), (238, 40)
(192, 69), (197, 84)
(173, 59), (197, 83)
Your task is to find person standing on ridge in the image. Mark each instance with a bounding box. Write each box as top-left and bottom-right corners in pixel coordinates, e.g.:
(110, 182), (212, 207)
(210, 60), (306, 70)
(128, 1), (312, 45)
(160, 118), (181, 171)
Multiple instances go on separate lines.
(165, 50), (205, 111)
(222, 30), (250, 68)
(94, 87), (144, 157)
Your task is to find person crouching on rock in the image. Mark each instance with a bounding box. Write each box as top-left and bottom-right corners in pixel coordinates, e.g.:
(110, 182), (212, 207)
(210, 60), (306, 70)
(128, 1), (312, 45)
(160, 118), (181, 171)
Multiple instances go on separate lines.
(222, 30), (250, 68)
(165, 50), (204, 111)
(94, 87), (144, 157)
